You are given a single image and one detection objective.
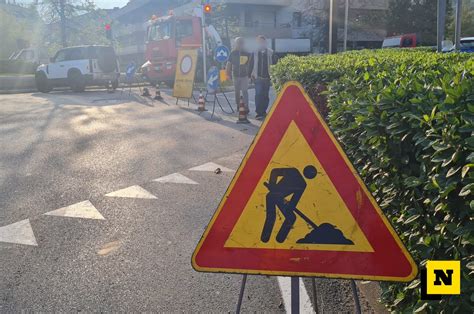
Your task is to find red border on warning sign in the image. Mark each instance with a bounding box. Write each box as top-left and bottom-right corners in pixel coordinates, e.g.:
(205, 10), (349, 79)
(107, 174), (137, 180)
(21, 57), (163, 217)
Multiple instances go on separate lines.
(192, 82), (417, 282)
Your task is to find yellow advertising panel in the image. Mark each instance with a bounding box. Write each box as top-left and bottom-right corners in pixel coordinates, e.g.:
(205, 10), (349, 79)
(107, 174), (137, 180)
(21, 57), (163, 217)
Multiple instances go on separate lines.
(173, 49), (198, 99)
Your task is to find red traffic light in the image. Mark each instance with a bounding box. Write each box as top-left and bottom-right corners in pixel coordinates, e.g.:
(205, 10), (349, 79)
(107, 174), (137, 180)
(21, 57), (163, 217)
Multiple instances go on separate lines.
(105, 24), (111, 30)
(204, 4), (211, 13)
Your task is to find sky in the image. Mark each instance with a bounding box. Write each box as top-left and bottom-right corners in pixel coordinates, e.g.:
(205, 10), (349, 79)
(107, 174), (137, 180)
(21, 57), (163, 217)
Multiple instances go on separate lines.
(93, 0), (129, 9)
(16, 0), (130, 9)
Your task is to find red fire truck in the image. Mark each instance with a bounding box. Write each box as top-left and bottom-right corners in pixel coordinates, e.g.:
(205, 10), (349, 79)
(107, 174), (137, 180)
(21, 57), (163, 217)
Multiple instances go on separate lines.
(142, 15), (202, 86)
(142, 13), (223, 86)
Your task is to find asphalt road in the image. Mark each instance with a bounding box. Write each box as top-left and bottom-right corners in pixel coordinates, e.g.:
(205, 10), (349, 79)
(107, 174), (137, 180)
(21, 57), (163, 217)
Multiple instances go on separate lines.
(0, 87), (377, 312)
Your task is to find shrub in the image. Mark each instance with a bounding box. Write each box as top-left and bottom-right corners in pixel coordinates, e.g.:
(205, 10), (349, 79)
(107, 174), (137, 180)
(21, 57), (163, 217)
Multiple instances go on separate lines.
(272, 49), (473, 313)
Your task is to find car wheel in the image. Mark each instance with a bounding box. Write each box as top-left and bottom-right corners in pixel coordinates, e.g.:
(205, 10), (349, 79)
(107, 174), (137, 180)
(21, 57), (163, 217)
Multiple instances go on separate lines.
(68, 70), (86, 92)
(35, 72), (52, 93)
(112, 79), (119, 90)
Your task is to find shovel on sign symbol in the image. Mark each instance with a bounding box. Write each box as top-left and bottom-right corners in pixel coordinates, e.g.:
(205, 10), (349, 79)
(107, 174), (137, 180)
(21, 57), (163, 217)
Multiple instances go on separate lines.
(263, 180), (353, 245)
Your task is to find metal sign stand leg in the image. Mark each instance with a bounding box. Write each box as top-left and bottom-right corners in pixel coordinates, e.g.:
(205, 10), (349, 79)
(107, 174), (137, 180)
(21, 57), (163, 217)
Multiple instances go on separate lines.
(350, 280), (362, 314)
(219, 87), (234, 113)
(236, 274), (247, 314)
(291, 277), (300, 314)
(311, 278), (319, 314)
(210, 93), (218, 119)
(214, 93), (234, 114)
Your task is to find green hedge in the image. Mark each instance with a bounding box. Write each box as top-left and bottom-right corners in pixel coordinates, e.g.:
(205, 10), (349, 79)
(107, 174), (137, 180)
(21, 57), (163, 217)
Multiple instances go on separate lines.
(0, 59), (36, 74)
(272, 50), (473, 312)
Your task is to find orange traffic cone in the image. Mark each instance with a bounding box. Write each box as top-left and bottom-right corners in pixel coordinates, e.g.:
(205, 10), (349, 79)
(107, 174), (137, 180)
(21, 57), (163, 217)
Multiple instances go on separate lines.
(142, 87), (151, 97)
(197, 90), (206, 112)
(107, 80), (114, 93)
(154, 84), (162, 100)
(236, 96), (250, 124)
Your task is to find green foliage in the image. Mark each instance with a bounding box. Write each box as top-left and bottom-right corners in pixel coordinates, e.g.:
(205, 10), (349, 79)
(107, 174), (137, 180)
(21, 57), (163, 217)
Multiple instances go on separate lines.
(38, 0), (107, 48)
(387, 0), (439, 45)
(272, 49), (473, 312)
(447, 0), (474, 40)
(0, 6), (43, 59)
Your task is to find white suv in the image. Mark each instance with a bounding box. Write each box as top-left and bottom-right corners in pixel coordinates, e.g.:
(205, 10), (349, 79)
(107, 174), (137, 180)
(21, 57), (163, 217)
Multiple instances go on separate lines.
(35, 45), (120, 93)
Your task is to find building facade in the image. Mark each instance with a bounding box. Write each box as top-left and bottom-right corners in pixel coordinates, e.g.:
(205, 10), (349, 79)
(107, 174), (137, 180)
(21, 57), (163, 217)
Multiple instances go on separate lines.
(112, 0), (389, 64)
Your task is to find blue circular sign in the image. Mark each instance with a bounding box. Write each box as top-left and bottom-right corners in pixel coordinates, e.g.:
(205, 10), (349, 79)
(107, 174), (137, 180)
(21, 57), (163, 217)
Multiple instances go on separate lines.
(214, 45), (230, 63)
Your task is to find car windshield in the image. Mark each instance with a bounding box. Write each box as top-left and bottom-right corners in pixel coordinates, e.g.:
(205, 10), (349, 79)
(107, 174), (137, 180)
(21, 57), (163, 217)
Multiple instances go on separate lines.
(382, 37), (401, 48)
(148, 22), (172, 41)
(460, 39), (474, 48)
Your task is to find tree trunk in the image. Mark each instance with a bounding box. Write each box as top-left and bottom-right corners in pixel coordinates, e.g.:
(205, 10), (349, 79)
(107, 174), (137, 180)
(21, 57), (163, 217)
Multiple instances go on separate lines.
(59, 0), (67, 47)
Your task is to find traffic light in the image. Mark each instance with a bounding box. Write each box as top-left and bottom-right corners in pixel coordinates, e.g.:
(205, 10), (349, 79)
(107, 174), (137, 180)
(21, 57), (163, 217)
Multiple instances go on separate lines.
(105, 24), (112, 40)
(203, 4), (211, 14)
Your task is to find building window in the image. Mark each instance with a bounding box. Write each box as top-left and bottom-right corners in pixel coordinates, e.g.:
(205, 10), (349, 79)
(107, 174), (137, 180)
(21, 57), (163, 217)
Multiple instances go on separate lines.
(244, 9), (252, 27)
(293, 12), (302, 27)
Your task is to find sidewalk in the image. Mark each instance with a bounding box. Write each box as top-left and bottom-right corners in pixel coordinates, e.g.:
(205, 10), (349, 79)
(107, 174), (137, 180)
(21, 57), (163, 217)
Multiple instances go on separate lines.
(0, 74), (35, 94)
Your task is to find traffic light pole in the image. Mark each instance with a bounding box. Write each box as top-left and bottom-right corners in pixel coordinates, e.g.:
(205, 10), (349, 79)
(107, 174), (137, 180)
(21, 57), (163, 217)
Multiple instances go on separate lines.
(454, 0), (463, 51)
(201, 4), (207, 84)
(328, 0), (334, 54)
(437, 0), (447, 52)
(343, 0), (349, 52)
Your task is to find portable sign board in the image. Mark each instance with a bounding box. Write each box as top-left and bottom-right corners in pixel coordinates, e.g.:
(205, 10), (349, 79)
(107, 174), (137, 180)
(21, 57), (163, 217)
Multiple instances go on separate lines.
(207, 66), (220, 93)
(214, 45), (230, 63)
(192, 82), (417, 282)
(173, 49), (198, 99)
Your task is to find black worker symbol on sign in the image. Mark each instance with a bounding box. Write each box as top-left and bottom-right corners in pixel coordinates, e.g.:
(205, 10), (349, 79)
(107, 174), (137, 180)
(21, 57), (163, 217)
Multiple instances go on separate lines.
(261, 165), (354, 245)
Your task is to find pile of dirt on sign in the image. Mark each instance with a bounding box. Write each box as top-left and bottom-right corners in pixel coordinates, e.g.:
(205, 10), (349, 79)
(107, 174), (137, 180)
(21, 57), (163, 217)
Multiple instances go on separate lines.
(297, 223), (353, 245)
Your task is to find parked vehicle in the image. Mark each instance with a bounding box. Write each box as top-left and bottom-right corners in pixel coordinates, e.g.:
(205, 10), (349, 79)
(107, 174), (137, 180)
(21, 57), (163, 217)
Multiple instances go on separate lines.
(460, 37), (474, 53)
(382, 34), (417, 48)
(9, 48), (49, 65)
(440, 37), (474, 53)
(143, 15), (204, 86)
(35, 45), (120, 93)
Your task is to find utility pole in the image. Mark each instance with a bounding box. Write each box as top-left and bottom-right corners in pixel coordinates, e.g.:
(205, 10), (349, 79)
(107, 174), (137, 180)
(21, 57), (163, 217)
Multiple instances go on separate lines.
(343, 0), (349, 52)
(328, 0), (334, 53)
(59, 0), (67, 47)
(201, 4), (207, 84)
(437, 0), (446, 52)
(454, 0), (463, 50)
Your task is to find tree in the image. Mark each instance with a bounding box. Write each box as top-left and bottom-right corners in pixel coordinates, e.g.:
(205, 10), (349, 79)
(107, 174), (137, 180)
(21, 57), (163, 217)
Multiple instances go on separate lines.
(387, 0), (449, 45)
(0, 5), (42, 58)
(38, 0), (96, 47)
(446, 0), (474, 40)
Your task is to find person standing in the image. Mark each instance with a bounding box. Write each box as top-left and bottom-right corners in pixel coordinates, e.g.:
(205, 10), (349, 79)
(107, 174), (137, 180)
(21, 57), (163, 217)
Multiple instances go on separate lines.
(226, 37), (251, 112)
(249, 35), (273, 120)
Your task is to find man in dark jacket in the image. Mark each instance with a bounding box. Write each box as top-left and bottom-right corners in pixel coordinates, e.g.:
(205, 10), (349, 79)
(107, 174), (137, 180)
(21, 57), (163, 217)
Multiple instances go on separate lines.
(226, 37), (251, 112)
(249, 35), (273, 120)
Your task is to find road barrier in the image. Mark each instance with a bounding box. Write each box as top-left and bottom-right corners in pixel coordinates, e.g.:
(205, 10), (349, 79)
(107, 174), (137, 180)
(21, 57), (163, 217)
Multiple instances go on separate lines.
(197, 90), (206, 112)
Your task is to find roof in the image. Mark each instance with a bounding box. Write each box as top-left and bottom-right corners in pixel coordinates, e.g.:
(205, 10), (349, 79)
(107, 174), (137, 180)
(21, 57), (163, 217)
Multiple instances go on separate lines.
(56, 45), (112, 50)
(109, 0), (154, 19)
(0, 3), (41, 20)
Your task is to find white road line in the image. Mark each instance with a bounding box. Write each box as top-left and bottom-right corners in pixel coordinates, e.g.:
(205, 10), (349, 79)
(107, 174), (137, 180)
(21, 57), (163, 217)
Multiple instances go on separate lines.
(153, 173), (198, 185)
(105, 185), (157, 199)
(44, 200), (105, 220)
(0, 219), (38, 246)
(277, 277), (314, 313)
(189, 162), (234, 172)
